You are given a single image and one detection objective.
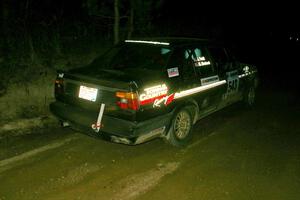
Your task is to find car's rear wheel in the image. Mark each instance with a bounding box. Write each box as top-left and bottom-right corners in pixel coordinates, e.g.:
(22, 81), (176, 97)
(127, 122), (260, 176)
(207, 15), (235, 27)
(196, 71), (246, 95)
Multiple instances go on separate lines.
(166, 107), (193, 147)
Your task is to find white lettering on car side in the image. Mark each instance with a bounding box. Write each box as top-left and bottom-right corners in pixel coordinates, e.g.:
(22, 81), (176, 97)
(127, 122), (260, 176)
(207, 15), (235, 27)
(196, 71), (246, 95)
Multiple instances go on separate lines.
(139, 84), (168, 105)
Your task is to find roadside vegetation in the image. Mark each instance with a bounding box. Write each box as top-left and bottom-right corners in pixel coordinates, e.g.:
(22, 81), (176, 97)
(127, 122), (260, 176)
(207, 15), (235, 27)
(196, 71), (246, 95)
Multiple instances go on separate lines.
(0, 20), (111, 122)
(0, 0), (165, 123)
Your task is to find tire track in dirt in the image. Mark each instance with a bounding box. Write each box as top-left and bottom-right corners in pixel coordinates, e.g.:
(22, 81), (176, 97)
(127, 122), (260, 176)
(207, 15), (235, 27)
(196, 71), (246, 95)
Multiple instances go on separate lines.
(110, 162), (180, 200)
(181, 131), (218, 153)
(107, 132), (220, 200)
(29, 162), (103, 199)
(0, 136), (78, 174)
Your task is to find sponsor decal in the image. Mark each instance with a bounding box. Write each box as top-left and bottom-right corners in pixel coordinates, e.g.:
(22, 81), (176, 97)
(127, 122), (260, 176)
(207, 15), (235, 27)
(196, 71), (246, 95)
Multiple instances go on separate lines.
(167, 67), (179, 78)
(200, 75), (219, 86)
(153, 93), (175, 107)
(139, 84), (168, 105)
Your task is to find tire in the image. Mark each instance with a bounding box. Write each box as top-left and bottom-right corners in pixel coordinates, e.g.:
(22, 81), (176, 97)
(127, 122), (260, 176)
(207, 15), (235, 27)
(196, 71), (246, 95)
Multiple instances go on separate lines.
(165, 107), (193, 147)
(244, 87), (256, 107)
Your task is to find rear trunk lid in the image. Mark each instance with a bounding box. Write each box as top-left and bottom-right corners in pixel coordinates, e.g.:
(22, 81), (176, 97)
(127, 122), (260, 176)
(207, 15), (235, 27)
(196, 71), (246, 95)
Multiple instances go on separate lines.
(55, 70), (135, 121)
(55, 68), (164, 121)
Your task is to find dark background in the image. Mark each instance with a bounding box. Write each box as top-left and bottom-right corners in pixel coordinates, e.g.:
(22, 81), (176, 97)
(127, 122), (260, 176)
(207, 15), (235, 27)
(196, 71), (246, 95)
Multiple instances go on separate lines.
(0, 0), (299, 90)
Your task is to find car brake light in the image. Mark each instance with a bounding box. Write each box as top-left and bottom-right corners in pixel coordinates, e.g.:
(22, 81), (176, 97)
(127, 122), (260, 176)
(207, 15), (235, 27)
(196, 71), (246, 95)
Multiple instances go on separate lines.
(116, 91), (139, 111)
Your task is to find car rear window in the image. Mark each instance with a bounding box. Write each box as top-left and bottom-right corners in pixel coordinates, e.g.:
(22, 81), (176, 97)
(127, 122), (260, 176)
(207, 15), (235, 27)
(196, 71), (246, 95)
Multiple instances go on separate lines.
(108, 44), (172, 71)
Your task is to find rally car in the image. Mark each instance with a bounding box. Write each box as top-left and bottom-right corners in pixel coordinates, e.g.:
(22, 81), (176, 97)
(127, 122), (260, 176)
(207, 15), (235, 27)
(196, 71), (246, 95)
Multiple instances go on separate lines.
(50, 38), (258, 146)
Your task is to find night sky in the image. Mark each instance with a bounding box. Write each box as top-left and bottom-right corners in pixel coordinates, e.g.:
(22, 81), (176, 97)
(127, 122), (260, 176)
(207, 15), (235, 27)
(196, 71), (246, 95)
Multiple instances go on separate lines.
(1, 0), (299, 86)
(159, 1), (298, 38)
(4, 0), (298, 40)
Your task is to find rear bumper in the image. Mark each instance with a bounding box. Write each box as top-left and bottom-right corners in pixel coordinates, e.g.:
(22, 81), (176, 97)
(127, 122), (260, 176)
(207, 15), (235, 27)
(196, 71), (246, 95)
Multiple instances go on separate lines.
(50, 101), (173, 145)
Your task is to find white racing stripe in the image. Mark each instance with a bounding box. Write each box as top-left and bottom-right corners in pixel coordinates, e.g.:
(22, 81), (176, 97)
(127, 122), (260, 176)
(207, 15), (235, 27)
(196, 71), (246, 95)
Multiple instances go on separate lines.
(174, 70), (256, 99)
(125, 40), (170, 45)
(238, 71), (256, 78)
(0, 136), (77, 173)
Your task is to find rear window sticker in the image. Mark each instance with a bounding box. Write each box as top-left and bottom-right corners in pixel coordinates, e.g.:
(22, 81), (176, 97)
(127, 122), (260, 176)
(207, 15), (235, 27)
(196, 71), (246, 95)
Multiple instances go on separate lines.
(167, 67), (179, 78)
(195, 56), (210, 67)
(193, 56), (211, 67)
(185, 48), (210, 66)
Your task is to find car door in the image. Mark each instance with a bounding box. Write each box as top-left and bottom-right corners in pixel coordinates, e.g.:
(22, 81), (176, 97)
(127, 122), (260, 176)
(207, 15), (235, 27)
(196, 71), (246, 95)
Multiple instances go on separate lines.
(207, 46), (243, 107)
(181, 45), (225, 116)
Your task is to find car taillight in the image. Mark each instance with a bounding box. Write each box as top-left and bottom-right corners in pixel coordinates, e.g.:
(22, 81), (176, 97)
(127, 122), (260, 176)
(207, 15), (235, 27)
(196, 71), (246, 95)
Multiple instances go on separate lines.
(54, 78), (64, 94)
(116, 91), (139, 111)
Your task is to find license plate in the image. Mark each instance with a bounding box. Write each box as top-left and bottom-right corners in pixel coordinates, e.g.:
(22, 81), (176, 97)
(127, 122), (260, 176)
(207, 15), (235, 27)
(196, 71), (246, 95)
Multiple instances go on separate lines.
(79, 86), (98, 102)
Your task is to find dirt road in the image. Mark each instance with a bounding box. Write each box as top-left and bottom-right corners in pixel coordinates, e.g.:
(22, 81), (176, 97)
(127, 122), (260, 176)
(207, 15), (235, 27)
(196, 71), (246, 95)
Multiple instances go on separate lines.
(1, 88), (300, 200)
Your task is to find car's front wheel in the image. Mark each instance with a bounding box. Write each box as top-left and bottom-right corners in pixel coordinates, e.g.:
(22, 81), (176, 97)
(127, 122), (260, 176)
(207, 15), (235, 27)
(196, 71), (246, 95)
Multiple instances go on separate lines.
(244, 87), (256, 107)
(165, 107), (193, 147)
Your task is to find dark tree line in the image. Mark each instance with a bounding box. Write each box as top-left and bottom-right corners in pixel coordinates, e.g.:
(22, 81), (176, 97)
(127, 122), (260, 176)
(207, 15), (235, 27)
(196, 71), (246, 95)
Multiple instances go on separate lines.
(0, 0), (165, 65)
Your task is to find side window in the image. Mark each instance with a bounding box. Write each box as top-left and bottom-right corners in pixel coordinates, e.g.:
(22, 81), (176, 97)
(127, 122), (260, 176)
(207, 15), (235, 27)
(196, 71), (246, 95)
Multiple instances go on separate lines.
(208, 47), (228, 64)
(208, 47), (233, 75)
(184, 47), (215, 78)
(224, 47), (236, 62)
(166, 48), (197, 84)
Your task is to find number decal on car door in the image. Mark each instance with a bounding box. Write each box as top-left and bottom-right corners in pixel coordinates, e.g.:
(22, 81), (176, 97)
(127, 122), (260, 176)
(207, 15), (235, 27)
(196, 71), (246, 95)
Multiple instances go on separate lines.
(226, 70), (239, 94)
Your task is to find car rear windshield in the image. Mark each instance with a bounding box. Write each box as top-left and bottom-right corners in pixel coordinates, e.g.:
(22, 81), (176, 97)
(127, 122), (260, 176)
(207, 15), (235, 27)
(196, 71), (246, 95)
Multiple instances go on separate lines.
(104, 43), (172, 71)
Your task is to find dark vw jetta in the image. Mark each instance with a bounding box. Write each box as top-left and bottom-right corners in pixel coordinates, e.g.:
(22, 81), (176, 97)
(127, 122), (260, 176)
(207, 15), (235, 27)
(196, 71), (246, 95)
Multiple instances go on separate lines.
(50, 38), (258, 146)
